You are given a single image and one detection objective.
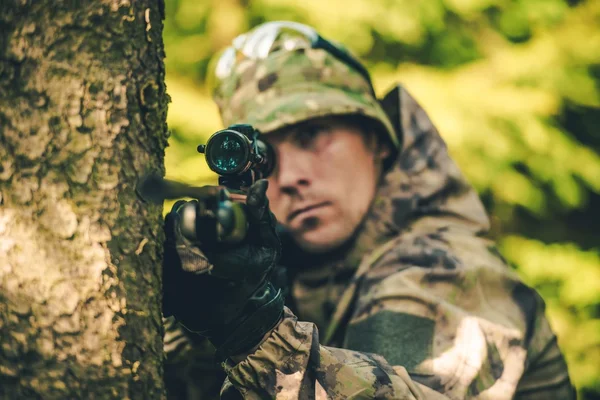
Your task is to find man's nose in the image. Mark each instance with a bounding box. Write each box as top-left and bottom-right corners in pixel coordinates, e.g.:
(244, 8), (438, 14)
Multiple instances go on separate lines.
(273, 147), (311, 195)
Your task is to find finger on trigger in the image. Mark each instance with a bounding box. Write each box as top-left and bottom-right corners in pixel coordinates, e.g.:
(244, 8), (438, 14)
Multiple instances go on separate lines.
(247, 180), (269, 219)
(171, 200), (188, 214)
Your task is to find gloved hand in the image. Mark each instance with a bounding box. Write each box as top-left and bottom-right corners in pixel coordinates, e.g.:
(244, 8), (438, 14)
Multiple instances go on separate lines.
(162, 180), (284, 360)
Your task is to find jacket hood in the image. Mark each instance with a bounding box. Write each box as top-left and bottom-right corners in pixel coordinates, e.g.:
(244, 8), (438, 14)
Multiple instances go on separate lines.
(350, 85), (490, 260)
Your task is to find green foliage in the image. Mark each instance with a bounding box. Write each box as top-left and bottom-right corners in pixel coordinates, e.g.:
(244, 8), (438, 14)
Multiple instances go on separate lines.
(163, 0), (600, 397)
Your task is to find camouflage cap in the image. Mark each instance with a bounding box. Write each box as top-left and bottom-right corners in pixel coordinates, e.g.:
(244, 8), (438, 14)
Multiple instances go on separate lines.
(212, 46), (399, 148)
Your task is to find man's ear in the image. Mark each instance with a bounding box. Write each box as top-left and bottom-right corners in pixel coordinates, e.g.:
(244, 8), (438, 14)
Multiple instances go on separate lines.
(377, 142), (392, 160)
(374, 134), (398, 173)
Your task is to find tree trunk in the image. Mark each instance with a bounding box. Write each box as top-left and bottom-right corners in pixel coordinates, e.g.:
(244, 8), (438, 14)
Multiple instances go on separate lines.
(0, 1), (168, 398)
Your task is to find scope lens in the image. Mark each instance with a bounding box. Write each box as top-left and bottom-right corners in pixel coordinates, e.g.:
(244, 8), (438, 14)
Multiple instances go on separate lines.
(208, 132), (247, 174)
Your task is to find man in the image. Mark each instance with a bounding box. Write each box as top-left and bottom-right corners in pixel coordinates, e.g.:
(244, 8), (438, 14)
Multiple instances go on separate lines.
(163, 21), (574, 399)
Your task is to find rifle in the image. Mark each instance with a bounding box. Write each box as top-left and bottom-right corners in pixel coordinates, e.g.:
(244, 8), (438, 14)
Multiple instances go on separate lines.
(137, 124), (275, 243)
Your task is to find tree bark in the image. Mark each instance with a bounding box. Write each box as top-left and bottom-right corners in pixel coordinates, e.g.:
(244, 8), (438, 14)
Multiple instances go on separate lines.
(0, 0), (168, 398)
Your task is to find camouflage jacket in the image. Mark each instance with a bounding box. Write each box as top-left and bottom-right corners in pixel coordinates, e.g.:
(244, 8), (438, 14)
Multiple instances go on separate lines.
(165, 86), (574, 399)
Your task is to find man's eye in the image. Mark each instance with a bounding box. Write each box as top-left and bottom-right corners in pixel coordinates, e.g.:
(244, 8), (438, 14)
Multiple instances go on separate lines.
(295, 126), (321, 148)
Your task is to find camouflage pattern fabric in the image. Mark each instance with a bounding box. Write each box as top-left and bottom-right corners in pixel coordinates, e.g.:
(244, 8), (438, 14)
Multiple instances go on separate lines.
(212, 86), (575, 399)
(211, 46), (399, 149)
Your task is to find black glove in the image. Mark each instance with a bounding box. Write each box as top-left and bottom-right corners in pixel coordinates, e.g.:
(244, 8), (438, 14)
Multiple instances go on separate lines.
(162, 180), (284, 361)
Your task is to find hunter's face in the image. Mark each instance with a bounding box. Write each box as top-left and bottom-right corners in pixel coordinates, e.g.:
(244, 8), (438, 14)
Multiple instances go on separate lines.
(265, 117), (384, 253)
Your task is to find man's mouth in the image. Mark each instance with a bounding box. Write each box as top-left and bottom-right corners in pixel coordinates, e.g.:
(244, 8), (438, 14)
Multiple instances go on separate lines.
(287, 202), (330, 222)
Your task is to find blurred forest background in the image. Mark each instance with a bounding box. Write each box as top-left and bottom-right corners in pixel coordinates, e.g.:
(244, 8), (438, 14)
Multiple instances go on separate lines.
(161, 0), (600, 398)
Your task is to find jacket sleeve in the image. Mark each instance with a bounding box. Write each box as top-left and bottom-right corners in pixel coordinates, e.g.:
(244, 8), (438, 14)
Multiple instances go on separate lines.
(220, 229), (574, 399)
(221, 307), (449, 399)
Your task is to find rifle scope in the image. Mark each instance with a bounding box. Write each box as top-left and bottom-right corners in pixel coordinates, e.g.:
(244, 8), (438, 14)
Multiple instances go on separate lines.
(197, 124), (275, 180)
